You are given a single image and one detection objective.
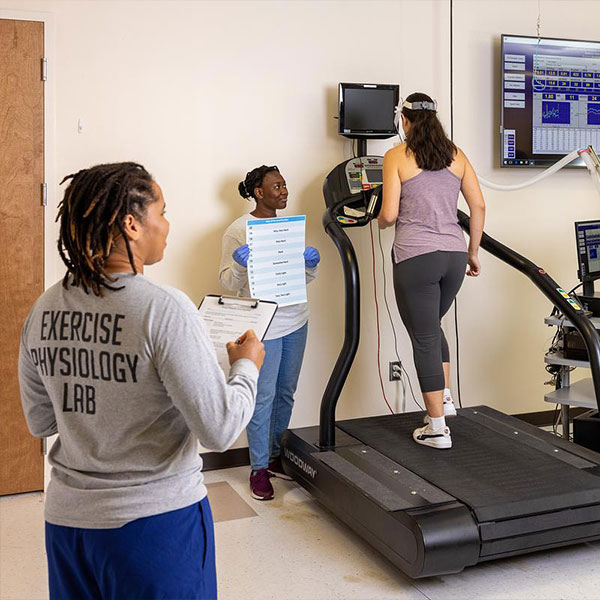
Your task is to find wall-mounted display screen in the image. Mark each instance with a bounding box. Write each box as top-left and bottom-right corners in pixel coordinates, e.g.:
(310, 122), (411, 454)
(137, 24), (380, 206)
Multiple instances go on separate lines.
(501, 34), (600, 168)
(338, 83), (399, 139)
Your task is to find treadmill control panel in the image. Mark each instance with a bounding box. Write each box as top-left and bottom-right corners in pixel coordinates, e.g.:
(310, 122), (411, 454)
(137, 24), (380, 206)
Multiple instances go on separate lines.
(323, 155), (383, 226)
(345, 156), (383, 192)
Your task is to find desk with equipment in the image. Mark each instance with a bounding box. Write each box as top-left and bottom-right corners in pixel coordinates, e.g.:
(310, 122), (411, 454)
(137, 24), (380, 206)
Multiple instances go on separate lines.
(543, 220), (600, 447)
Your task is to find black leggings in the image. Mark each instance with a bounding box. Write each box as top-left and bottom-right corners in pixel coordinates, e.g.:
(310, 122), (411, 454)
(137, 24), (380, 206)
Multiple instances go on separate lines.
(393, 251), (467, 393)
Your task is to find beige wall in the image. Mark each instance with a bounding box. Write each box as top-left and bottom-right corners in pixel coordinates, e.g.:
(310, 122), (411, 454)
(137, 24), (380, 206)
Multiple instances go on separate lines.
(450, 0), (600, 411)
(2, 0), (600, 453)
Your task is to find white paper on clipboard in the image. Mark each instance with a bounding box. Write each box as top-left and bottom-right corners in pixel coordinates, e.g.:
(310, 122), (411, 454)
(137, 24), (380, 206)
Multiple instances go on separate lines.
(198, 295), (277, 373)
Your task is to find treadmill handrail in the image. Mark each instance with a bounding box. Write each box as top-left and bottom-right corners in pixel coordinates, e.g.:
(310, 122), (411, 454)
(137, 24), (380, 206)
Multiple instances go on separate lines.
(458, 209), (600, 411)
(319, 205), (361, 448)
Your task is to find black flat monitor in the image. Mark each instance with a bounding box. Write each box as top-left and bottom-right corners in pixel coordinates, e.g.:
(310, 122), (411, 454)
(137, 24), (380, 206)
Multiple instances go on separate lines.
(576, 220), (600, 294)
(338, 83), (399, 140)
(501, 34), (600, 168)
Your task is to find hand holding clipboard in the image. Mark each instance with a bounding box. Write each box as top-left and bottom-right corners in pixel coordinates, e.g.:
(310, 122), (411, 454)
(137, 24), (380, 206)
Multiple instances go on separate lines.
(198, 295), (277, 373)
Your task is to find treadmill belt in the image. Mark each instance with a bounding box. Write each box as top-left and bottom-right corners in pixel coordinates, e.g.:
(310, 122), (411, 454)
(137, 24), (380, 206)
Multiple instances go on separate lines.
(337, 411), (600, 522)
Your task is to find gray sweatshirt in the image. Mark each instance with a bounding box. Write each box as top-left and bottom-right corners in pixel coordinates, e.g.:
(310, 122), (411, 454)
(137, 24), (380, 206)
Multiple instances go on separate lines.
(19, 274), (258, 529)
(219, 214), (318, 339)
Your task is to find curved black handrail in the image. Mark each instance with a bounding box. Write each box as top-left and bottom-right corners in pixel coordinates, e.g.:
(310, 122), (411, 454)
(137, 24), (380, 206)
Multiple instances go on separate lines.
(319, 205), (361, 448)
(458, 209), (600, 411)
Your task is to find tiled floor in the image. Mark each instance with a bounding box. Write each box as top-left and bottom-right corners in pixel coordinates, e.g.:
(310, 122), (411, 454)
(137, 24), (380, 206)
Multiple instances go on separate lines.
(2, 466), (600, 599)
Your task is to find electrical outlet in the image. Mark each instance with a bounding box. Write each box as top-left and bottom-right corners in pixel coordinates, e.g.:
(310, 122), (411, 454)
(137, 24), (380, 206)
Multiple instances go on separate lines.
(389, 361), (402, 381)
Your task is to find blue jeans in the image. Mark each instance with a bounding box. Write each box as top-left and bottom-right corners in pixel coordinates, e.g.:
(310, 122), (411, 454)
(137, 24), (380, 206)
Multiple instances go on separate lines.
(45, 497), (216, 600)
(247, 322), (308, 470)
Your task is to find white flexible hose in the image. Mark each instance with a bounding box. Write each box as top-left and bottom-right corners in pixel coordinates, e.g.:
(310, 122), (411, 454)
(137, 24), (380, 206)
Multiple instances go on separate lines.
(477, 149), (582, 191)
(580, 149), (600, 197)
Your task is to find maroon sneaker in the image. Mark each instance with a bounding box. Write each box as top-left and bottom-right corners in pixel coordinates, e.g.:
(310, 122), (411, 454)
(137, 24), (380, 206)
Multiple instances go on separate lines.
(249, 468), (274, 501)
(267, 457), (293, 480)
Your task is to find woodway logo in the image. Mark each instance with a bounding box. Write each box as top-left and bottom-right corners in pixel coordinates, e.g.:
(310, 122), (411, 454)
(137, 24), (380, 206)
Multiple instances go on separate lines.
(283, 448), (317, 479)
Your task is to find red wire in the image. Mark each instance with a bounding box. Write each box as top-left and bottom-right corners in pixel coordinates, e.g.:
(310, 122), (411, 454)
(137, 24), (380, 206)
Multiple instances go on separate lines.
(369, 221), (394, 414)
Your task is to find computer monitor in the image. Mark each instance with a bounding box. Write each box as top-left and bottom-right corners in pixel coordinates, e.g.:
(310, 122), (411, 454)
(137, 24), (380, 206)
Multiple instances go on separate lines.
(501, 34), (600, 168)
(575, 220), (600, 295)
(338, 83), (399, 140)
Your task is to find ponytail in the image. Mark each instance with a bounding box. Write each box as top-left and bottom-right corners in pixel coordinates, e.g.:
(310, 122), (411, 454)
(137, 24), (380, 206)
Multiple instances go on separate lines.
(402, 92), (456, 171)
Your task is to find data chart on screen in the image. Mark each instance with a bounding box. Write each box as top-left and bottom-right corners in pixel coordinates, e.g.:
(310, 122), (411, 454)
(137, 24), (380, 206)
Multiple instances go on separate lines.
(501, 35), (600, 167)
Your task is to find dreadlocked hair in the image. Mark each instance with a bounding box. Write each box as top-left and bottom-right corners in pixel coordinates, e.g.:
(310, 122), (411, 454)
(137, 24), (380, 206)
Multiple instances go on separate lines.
(56, 162), (157, 297)
(402, 92), (457, 171)
(238, 165), (279, 200)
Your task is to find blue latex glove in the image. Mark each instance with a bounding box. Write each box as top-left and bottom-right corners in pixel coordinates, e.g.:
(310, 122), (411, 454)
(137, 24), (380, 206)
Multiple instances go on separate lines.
(232, 244), (250, 267)
(304, 246), (320, 268)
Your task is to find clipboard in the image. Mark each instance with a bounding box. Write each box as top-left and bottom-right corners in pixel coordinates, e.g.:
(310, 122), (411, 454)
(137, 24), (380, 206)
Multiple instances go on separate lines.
(198, 294), (278, 373)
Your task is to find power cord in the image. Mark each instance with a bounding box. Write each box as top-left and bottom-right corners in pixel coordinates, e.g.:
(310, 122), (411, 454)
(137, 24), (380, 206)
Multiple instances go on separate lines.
(376, 228), (402, 361)
(375, 225), (423, 410)
(369, 220), (395, 414)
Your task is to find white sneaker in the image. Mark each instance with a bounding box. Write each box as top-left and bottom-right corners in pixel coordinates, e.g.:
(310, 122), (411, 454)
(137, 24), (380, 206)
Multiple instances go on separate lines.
(443, 396), (457, 417)
(413, 424), (452, 449)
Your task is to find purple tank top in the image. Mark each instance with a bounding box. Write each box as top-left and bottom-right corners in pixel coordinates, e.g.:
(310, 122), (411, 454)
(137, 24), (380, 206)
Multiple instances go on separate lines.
(393, 168), (467, 264)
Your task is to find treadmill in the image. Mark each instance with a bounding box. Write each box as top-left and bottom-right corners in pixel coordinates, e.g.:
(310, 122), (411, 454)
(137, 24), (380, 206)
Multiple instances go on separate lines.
(281, 155), (600, 578)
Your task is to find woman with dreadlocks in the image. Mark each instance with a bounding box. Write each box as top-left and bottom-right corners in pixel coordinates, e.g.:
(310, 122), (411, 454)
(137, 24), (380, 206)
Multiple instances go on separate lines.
(19, 162), (264, 600)
(379, 92), (486, 450)
(219, 165), (320, 501)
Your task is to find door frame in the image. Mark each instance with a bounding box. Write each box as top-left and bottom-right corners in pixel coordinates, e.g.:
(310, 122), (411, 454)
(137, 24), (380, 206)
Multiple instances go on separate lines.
(0, 8), (56, 489)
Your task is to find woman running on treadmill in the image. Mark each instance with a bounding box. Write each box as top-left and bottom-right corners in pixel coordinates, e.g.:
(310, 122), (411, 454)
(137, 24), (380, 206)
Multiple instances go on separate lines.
(378, 92), (486, 449)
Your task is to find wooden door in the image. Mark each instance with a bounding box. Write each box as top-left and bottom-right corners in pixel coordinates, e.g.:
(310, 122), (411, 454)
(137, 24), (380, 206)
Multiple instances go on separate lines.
(0, 19), (45, 495)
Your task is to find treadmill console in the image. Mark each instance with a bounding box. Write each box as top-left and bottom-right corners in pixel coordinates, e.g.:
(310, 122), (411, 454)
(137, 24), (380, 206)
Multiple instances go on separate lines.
(345, 156), (384, 192)
(323, 155), (383, 226)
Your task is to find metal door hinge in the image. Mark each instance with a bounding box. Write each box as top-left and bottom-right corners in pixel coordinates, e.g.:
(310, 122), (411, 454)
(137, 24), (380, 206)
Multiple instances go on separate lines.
(41, 58), (47, 81)
(41, 182), (47, 206)
(42, 438), (47, 455)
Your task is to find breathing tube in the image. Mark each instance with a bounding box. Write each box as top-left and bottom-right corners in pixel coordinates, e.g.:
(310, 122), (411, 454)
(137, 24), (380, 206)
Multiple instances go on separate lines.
(477, 146), (600, 192)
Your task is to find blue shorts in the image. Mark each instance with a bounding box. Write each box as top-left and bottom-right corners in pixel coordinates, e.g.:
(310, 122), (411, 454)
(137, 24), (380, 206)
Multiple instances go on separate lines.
(45, 497), (216, 600)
